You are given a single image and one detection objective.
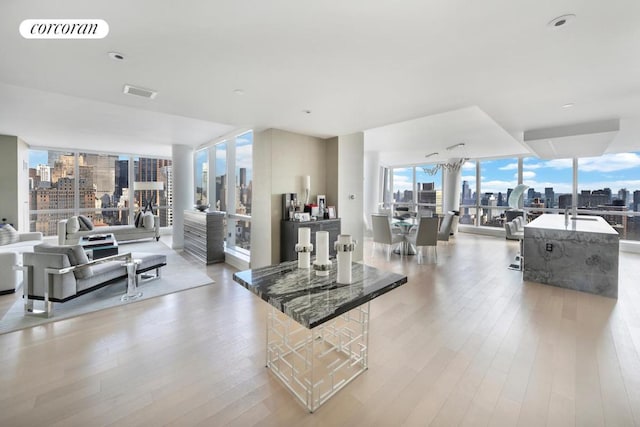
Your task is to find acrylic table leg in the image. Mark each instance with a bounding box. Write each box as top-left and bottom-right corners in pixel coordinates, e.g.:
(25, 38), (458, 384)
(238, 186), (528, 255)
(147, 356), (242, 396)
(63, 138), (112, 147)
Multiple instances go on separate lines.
(121, 260), (142, 301)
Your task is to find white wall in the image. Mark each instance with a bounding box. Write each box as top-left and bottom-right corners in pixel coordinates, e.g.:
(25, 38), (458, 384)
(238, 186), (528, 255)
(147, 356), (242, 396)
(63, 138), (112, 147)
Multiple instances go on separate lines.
(0, 135), (28, 230)
(17, 137), (29, 230)
(252, 128), (364, 266)
(251, 129), (273, 268)
(338, 133), (364, 261)
(251, 129), (328, 267)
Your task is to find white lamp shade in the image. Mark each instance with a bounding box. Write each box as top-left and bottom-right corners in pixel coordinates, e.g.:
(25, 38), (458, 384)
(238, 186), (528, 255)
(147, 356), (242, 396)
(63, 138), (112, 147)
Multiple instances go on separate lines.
(133, 181), (164, 191)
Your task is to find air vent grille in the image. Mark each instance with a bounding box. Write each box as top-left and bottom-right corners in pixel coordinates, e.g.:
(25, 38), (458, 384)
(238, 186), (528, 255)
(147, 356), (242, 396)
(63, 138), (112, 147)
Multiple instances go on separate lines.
(123, 84), (157, 99)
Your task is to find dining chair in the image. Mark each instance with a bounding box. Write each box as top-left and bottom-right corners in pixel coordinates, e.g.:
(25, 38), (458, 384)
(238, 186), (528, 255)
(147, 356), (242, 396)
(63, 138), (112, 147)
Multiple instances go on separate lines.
(371, 214), (404, 261)
(437, 212), (455, 242)
(407, 216), (439, 264)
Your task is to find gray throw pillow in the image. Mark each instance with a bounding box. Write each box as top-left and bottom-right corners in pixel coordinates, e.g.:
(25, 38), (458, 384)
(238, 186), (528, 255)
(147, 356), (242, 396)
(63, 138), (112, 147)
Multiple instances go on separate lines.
(34, 243), (93, 279)
(78, 215), (94, 231)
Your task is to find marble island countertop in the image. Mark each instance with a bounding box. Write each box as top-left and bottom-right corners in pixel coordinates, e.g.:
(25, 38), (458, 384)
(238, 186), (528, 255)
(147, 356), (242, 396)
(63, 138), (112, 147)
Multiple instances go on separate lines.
(525, 214), (618, 235)
(523, 213), (619, 298)
(233, 260), (408, 328)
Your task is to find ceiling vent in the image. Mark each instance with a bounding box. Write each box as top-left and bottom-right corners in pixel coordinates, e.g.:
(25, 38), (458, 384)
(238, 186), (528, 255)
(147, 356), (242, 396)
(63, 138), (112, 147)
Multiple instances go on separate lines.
(123, 84), (157, 99)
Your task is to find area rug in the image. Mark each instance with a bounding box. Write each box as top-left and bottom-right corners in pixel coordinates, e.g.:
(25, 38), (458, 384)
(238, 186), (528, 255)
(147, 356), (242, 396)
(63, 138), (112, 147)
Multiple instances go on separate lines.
(0, 239), (214, 335)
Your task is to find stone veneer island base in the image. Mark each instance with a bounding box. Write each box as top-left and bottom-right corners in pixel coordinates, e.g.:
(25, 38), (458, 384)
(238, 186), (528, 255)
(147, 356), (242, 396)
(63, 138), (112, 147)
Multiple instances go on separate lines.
(523, 214), (619, 298)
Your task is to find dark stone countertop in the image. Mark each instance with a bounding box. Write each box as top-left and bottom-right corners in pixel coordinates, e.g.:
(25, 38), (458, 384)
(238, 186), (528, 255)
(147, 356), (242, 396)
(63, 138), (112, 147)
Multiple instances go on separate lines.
(233, 260), (408, 329)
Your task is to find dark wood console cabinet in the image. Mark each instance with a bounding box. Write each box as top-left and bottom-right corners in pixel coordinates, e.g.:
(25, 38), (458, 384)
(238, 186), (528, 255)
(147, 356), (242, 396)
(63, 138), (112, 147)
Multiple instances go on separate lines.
(280, 219), (341, 262)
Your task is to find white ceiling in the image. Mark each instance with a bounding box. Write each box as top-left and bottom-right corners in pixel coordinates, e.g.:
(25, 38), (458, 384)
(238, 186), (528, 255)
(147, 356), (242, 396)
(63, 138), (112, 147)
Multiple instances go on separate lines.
(1, 0), (640, 163)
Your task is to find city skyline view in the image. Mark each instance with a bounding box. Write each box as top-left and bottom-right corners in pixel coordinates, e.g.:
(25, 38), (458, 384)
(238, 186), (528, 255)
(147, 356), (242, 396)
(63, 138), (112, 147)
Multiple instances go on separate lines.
(392, 151), (640, 208)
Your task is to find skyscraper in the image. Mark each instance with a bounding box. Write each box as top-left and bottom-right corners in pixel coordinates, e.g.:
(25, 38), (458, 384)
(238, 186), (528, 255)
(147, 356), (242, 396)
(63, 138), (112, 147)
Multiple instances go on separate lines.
(36, 164), (51, 182)
(544, 187), (555, 208)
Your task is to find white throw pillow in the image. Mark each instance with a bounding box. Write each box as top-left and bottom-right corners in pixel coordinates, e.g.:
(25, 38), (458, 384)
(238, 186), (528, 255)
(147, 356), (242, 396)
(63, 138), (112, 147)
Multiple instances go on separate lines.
(66, 216), (80, 234)
(142, 212), (155, 230)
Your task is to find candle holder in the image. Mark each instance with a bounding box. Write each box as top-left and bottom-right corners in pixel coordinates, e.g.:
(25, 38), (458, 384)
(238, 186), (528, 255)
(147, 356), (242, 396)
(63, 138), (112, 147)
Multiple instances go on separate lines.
(295, 242), (313, 269)
(313, 260), (332, 276)
(314, 231), (331, 276)
(335, 235), (356, 284)
(296, 227), (312, 269)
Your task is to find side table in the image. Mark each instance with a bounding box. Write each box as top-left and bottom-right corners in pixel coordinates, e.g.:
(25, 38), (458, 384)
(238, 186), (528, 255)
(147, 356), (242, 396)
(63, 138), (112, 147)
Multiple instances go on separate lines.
(121, 258), (142, 301)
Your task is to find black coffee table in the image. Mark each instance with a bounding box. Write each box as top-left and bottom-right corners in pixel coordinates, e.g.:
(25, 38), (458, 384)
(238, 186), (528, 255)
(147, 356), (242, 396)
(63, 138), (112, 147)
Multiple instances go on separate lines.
(79, 233), (118, 259)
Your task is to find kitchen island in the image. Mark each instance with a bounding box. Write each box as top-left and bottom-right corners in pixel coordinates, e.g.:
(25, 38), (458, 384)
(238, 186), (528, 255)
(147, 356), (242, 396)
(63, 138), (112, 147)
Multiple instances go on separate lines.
(523, 214), (619, 298)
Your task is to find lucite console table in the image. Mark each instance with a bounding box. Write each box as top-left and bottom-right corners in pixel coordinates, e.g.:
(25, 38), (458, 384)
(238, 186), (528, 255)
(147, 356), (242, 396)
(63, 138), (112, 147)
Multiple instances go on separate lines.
(233, 260), (408, 412)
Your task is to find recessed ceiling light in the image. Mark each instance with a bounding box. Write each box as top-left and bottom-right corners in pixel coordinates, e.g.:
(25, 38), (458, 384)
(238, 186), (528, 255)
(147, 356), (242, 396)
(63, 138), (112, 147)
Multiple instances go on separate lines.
(108, 51), (125, 61)
(425, 152), (439, 158)
(562, 103), (575, 108)
(302, 110), (311, 114)
(233, 89), (244, 95)
(547, 14), (576, 28)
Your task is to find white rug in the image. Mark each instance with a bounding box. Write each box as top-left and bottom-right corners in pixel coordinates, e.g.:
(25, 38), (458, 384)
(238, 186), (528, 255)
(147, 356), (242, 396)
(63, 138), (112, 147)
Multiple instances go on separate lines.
(0, 239), (214, 335)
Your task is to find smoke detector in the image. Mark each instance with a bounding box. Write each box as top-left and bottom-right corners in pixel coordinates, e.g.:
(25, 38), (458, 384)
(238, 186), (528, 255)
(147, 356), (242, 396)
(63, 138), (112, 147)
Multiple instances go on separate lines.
(123, 84), (157, 99)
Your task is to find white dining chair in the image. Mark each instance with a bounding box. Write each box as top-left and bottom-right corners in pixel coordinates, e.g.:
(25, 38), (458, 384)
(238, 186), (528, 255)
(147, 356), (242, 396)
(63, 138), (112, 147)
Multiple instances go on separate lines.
(371, 214), (404, 261)
(407, 216), (439, 264)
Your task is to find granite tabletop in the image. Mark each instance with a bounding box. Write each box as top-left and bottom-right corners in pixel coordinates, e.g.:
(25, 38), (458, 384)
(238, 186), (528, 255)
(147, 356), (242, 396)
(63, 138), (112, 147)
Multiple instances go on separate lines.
(233, 260), (408, 329)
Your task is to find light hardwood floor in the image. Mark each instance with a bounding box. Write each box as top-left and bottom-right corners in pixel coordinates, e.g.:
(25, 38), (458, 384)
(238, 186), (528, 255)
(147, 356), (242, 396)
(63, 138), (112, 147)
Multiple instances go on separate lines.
(1, 233), (639, 426)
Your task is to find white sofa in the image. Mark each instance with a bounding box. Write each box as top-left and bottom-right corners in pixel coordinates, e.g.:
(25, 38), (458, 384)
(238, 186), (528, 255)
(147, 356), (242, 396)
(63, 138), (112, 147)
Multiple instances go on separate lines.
(0, 231), (43, 294)
(58, 216), (160, 245)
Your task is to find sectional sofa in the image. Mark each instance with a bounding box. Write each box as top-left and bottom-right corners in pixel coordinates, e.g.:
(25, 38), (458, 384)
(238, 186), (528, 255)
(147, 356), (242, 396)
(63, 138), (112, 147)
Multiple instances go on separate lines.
(58, 215), (160, 245)
(0, 231), (43, 294)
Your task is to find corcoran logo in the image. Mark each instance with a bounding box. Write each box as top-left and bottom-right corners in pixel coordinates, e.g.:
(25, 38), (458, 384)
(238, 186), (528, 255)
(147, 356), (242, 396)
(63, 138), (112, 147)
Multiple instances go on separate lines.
(19, 19), (109, 39)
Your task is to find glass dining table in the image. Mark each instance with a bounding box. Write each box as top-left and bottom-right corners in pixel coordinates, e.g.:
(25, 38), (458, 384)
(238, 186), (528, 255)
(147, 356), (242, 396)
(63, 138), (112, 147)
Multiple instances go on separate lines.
(391, 217), (417, 255)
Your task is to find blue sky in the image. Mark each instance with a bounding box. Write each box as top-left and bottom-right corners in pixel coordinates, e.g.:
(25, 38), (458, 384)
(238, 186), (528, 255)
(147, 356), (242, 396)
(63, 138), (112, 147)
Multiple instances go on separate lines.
(393, 152), (640, 196)
(29, 150), (130, 167)
(29, 149), (50, 167)
(195, 131), (253, 186)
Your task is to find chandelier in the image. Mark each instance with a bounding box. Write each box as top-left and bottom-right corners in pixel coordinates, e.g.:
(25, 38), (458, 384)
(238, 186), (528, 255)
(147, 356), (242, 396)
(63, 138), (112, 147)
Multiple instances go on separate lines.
(422, 143), (469, 175)
(422, 158), (469, 175)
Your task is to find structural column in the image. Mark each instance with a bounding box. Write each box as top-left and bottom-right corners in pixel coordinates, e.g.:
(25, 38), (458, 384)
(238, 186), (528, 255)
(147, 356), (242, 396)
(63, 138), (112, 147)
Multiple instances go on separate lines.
(171, 144), (194, 249)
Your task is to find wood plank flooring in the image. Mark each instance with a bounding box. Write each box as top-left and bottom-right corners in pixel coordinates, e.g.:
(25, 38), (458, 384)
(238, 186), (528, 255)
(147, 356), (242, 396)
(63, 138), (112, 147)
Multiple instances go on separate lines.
(1, 233), (639, 426)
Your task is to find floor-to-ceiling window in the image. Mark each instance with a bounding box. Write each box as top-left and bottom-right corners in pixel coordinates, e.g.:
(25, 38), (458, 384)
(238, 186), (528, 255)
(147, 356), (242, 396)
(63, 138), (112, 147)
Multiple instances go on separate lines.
(196, 131), (252, 257)
(28, 149), (172, 236)
(380, 151), (640, 241)
(215, 142), (227, 212)
(231, 131), (253, 252)
(577, 152), (640, 240)
(520, 156), (573, 219)
(133, 156), (172, 227)
(29, 149), (76, 235)
(459, 160), (477, 225)
(478, 158), (518, 227)
(416, 165), (442, 216)
(392, 167), (412, 206)
(194, 148), (208, 206)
